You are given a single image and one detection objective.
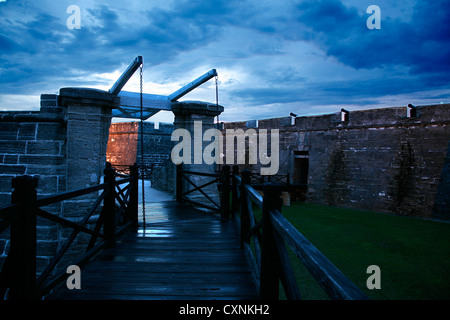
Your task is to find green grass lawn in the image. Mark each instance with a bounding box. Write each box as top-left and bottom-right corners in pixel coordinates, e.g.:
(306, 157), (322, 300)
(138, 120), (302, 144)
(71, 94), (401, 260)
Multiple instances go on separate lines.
(253, 202), (450, 300)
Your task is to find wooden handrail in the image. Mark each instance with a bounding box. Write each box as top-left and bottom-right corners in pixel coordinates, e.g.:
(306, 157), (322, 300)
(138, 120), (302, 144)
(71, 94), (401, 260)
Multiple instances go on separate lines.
(0, 163), (140, 300)
(36, 184), (106, 207)
(175, 164), (224, 217)
(182, 173), (220, 209)
(36, 208), (105, 239)
(244, 184), (263, 208)
(270, 209), (368, 300)
(230, 165), (368, 300)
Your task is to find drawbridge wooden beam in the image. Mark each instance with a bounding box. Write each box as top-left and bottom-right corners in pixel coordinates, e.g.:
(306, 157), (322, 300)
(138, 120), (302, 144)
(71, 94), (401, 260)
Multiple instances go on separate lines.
(109, 56), (143, 96)
(110, 56), (217, 119)
(113, 91), (171, 119)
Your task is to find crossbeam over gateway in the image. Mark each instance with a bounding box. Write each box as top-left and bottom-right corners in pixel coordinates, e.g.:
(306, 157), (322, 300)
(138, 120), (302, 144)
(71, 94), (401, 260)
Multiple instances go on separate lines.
(108, 56), (218, 119)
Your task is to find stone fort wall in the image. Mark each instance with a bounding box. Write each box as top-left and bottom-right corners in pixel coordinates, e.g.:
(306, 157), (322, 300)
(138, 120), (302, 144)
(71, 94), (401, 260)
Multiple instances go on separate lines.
(222, 104), (450, 220)
(0, 89), (114, 275)
(105, 103), (449, 220)
(106, 121), (176, 193)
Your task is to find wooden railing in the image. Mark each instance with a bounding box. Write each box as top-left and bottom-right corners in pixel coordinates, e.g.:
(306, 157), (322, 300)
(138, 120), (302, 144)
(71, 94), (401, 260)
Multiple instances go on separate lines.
(0, 163), (139, 300)
(176, 164), (223, 216)
(229, 166), (368, 300)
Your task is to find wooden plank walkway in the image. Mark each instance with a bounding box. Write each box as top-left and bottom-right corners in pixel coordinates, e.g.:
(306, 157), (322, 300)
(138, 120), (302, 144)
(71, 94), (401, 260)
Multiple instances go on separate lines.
(46, 201), (257, 300)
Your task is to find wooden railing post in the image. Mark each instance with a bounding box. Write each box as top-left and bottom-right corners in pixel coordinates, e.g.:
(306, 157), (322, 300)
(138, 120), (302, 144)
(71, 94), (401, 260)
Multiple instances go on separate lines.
(176, 164), (183, 203)
(239, 170), (252, 247)
(104, 163), (116, 246)
(9, 175), (39, 300)
(231, 165), (239, 218)
(221, 165), (230, 221)
(129, 163), (139, 227)
(260, 183), (283, 300)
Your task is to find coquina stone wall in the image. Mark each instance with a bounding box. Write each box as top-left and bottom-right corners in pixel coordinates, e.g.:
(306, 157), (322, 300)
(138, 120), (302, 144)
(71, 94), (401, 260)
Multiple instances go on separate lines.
(0, 88), (116, 274)
(106, 121), (174, 170)
(105, 103), (449, 220)
(222, 104), (450, 220)
(106, 121), (176, 193)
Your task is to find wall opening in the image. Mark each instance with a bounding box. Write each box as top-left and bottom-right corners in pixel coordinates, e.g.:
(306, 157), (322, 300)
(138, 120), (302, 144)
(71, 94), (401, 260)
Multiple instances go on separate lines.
(293, 150), (309, 201)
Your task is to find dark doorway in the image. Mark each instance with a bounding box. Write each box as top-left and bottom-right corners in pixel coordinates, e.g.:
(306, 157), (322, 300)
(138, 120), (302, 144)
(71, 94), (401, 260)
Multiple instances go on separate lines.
(293, 150), (309, 201)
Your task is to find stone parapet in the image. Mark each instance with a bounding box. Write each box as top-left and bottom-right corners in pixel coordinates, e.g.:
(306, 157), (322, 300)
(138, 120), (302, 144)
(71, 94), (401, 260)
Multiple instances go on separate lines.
(222, 104), (450, 220)
(0, 87), (119, 273)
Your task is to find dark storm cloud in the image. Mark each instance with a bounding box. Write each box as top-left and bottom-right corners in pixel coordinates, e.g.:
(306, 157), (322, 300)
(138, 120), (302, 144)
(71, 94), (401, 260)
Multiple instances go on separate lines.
(291, 0), (450, 73)
(0, 0), (448, 117)
(0, 0), (239, 95)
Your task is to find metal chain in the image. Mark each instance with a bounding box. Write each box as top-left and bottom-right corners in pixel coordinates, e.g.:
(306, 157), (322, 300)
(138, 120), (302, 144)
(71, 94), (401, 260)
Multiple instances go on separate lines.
(139, 63), (146, 226)
(215, 75), (219, 126)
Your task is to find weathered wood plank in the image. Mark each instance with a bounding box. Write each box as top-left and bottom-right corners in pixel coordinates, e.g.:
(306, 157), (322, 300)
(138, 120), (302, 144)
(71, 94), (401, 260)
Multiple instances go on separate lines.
(46, 201), (257, 300)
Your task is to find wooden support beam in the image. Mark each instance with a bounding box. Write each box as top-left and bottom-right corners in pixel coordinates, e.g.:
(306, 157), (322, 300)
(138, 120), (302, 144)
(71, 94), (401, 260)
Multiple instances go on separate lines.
(128, 164), (139, 227)
(231, 166), (239, 218)
(260, 184), (283, 300)
(221, 165), (231, 221)
(168, 69), (217, 102)
(118, 91), (172, 110)
(114, 91), (172, 119)
(112, 68), (218, 119)
(9, 175), (39, 300)
(239, 170), (252, 248)
(109, 56), (143, 95)
(176, 164), (183, 204)
(103, 164), (117, 246)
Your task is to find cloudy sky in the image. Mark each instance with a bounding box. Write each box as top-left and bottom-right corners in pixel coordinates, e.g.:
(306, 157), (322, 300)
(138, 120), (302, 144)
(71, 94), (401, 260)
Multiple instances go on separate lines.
(0, 0), (449, 123)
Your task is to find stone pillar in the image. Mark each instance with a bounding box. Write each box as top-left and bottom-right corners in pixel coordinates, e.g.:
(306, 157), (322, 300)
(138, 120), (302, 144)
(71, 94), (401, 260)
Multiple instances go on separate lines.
(172, 101), (224, 211)
(58, 88), (118, 217)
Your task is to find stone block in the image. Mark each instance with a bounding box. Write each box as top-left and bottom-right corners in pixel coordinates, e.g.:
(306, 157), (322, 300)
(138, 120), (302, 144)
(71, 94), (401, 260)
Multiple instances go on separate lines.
(36, 214), (59, 228)
(37, 240), (58, 257)
(3, 154), (18, 164)
(36, 225), (58, 241)
(0, 164), (26, 175)
(18, 123), (37, 140)
(40, 202), (63, 215)
(26, 141), (61, 156)
(36, 175), (59, 194)
(40, 94), (58, 107)
(62, 199), (100, 220)
(25, 164), (66, 176)
(36, 123), (65, 141)
(0, 176), (14, 193)
(40, 106), (65, 115)
(19, 154), (65, 166)
(0, 140), (26, 154)
(0, 122), (19, 140)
